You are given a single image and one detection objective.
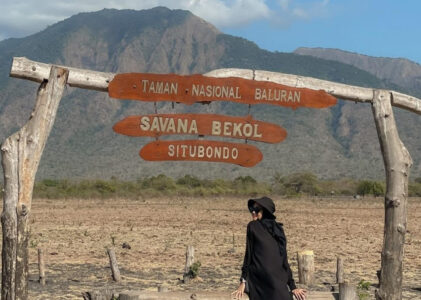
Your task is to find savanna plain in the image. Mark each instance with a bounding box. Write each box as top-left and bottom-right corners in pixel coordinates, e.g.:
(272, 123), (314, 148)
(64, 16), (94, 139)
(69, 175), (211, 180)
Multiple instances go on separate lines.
(15, 196), (421, 299)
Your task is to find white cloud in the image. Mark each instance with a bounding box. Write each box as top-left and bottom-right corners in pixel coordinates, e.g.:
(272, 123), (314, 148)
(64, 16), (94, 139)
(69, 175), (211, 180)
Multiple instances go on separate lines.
(278, 0), (330, 21)
(278, 0), (290, 10)
(292, 8), (308, 19)
(178, 0), (271, 27)
(0, 0), (329, 40)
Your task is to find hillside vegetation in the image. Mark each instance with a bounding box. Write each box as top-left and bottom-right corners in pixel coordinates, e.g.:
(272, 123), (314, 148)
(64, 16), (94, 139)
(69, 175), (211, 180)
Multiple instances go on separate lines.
(0, 8), (420, 181)
(23, 173), (421, 199)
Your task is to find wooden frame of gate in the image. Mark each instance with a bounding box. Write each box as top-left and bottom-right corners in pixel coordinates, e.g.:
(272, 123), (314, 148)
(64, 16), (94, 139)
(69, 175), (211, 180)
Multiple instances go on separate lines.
(2, 56), (420, 300)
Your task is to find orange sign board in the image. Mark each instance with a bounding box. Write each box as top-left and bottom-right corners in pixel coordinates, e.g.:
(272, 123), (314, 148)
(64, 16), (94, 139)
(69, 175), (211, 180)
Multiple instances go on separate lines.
(113, 114), (287, 144)
(108, 73), (337, 109)
(139, 140), (263, 167)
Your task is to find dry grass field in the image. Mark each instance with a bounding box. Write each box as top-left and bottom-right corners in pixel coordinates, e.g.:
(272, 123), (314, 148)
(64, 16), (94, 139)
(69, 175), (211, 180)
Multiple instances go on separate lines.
(20, 196), (421, 299)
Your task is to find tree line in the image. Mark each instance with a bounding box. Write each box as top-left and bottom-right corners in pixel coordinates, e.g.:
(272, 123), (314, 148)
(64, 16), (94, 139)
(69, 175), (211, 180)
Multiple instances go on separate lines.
(2, 172), (416, 199)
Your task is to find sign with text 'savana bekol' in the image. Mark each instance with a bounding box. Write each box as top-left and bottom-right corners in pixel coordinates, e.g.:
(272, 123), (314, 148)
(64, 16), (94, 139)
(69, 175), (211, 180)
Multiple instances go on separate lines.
(110, 72), (337, 167)
(113, 114), (287, 144)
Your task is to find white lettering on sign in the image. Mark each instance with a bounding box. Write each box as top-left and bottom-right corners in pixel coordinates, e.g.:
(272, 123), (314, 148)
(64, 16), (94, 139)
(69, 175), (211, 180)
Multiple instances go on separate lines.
(140, 116), (198, 134)
(141, 80), (178, 95)
(168, 144), (239, 160)
(139, 116), (263, 139)
(211, 121), (262, 138)
(191, 84), (241, 99)
(254, 88), (301, 103)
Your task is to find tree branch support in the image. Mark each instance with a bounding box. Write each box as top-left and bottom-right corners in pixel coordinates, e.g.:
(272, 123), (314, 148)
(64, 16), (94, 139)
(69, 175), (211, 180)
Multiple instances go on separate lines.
(1, 66), (68, 300)
(372, 90), (412, 300)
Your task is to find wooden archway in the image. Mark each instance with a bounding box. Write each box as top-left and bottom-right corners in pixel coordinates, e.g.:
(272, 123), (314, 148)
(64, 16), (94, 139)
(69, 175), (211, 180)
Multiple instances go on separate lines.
(2, 57), (420, 300)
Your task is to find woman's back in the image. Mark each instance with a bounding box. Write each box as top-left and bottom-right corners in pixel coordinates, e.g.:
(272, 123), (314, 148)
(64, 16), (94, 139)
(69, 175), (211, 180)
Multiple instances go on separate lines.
(246, 220), (291, 300)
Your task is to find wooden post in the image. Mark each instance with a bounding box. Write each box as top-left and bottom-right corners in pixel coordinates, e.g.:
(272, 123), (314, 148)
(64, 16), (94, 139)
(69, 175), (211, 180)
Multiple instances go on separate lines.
(339, 283), (358, 300)
(372, 90), (412, 300)
(118, 293), (142, 300)
(158, 285), (168, 292)
(184, 245), (195, 274)
(336, 257), (344, 284)
(1, 66), (68, 300)
(82, 288), (116, 300)
(38, 249), (46, 285)
(183, 245), (194, 283)
(107, 248), (121, 282)
(297, 250), (315, 285)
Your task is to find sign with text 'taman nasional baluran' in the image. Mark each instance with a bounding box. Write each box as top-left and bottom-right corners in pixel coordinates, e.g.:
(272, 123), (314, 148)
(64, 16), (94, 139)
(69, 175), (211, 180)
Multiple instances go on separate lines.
(108, 73), (337, 109)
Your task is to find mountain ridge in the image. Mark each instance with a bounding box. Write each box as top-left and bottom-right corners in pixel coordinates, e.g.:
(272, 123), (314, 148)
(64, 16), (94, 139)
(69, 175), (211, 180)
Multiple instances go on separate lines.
(294, 47), (421, 97)
(1, 8), (420, 181)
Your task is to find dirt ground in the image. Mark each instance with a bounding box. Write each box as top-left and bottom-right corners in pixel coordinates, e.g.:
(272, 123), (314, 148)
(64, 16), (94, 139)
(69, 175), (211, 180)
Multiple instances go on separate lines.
(18, 196), (421, 299)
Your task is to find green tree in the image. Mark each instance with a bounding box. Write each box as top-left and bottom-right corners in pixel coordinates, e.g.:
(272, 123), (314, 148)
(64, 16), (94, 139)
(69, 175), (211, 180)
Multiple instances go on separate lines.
(142, 174), (176, 191)
(176, 175), (202, 187)
(233, 176), (257, 185)
(408, 182), (421, 196)
(357, 180), (385, 197)
(282, 172), (321, 196)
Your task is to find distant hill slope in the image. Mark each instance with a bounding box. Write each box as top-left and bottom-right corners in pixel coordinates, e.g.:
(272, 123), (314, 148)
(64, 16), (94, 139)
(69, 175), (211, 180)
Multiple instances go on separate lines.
(294, 47), (421, 97)
(0, 7), (420, 181)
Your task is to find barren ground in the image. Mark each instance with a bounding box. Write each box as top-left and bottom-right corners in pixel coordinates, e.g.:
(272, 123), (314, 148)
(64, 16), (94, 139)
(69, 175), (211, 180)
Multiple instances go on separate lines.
(17, 196), (421, 299)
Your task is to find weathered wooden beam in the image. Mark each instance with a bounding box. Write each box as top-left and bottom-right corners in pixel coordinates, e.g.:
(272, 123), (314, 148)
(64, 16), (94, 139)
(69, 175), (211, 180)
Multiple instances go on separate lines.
(391, 91), (421, 113)
(1, 134), (18, 300)
(116, 290), (336, 300)
(10, 57), (421, 115)
(1, 66), (68, 300)
(208, 68), (421, 115)
(371, 90), (412, 300)
(10, 57), (113, 92)
(107, 248), (121, 282)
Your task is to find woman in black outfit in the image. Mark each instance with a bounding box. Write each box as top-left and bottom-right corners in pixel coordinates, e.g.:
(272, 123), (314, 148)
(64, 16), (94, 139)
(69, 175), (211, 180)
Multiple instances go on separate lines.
(232, 196), (307, 300)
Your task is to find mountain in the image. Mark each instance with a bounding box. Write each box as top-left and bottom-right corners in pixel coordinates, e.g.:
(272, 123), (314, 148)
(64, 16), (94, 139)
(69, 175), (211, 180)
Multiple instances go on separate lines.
(1, 7), (420, 181)
(294, 47), (421, 97)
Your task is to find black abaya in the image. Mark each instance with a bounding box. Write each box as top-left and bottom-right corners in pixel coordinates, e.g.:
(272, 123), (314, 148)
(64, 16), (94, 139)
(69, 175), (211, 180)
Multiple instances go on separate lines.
(241, 220), (296, 300)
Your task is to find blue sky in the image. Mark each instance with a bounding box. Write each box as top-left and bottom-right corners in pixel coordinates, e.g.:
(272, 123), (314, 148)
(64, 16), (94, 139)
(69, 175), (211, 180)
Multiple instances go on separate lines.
(225, 1), (421, 63)
(1, 0), (420, 64)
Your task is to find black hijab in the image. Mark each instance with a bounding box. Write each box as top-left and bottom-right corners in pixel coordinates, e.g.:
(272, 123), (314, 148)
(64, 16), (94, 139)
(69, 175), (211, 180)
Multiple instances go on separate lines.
(248, 196), (287, 256)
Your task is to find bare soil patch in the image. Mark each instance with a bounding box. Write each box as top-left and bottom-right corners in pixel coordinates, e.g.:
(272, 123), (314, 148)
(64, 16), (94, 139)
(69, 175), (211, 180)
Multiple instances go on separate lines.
(19, 196), (421, 299)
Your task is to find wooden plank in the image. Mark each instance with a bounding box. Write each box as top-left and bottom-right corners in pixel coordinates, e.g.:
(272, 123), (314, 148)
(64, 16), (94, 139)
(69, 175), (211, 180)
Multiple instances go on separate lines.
(108, 73), (337, 109)
(113, 114), (287, 144)
(117, 290), (336, 300)
(139, 140), (263, 167)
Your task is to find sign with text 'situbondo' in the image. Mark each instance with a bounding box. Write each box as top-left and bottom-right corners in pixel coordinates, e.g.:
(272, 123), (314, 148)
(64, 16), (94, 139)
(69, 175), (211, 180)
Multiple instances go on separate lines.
(140, 140), (262, 168)
(109, 72), (337, 167)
